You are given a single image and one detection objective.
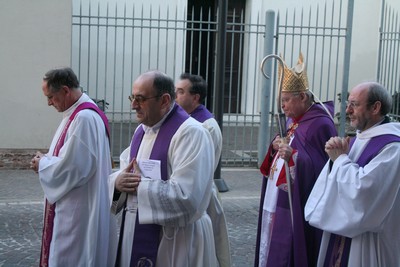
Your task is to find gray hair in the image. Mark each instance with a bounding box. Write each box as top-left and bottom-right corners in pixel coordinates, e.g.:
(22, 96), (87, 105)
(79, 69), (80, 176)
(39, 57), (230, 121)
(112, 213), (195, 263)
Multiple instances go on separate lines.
(43, 67), (80, 92)
(366, 82), (392, 115)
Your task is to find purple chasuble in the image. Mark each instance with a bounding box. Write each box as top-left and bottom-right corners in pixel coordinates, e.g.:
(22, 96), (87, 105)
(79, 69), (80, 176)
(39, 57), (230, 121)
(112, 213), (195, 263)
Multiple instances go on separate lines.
(323, 134), (400, 267)
(255, 102), (337, 267)
(118, 104), (189, 267)
(190, 104), (213, 123)
(40, 102), (110, 267)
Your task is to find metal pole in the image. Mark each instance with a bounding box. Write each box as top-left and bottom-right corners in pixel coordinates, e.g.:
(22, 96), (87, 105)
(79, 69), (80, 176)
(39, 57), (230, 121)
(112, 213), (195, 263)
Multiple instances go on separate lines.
(214, 0), (229, 192)
(258, 10), (276, 167)
(339, 0), (354, 137)
(376, 0), (385, 82)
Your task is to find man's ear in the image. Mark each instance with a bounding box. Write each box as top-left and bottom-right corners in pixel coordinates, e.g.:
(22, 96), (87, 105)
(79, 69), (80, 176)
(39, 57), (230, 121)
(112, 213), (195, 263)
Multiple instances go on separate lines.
(299, 92), (307, 102)
(371, 101), (382, 115)
(193, 93), (201, 103)
(160, 93), (172, 109)
(62, 85), (71, 96)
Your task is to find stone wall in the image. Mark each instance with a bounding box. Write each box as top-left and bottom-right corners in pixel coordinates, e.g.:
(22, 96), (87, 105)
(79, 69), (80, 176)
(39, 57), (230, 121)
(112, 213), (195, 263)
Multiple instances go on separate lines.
(0, 149), (46, 170)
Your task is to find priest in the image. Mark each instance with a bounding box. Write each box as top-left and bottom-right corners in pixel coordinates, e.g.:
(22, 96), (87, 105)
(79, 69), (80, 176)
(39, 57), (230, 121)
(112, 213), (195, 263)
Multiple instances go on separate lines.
(30, 67), (117, 267)
(305, 81), (400, 266)
(255, 53), (337, 266)
(109, 70), (218, 267)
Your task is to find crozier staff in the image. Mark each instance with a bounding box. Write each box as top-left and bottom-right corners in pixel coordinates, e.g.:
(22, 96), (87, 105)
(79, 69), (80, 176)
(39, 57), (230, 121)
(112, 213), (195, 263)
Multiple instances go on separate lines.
(255, 53), (337, 267)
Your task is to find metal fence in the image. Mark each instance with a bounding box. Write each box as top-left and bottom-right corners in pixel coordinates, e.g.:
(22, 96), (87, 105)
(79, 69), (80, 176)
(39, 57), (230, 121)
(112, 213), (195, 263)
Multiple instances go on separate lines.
(259, 0), (353, 162)
(377, 0), (400, 121)
(71, 0), (353, 167)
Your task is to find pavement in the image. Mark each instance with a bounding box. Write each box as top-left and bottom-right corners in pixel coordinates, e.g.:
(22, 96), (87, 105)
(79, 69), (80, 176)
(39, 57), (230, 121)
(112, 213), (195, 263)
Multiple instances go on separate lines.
(0, 168), (262, 267)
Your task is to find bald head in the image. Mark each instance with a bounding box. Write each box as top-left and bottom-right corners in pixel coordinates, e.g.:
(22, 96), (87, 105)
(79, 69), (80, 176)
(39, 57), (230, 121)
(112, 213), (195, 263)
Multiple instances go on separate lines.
(351, 82), (392, 116)
(139, 70), (176, 100)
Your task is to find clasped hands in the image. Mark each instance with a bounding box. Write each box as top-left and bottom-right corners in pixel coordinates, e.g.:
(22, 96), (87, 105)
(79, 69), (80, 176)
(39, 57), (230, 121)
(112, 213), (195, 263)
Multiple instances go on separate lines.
(325, 136), (350, 162)
(272, 136), (293, 162)
(115, 159), (141, 194)
(30, 151), (43, 173)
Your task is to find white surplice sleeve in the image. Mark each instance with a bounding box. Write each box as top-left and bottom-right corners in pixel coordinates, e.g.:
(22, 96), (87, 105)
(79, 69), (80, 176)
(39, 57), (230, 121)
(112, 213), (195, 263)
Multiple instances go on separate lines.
(138, 119), (215, 227)
(108, 147), (130, 212)
(38, 111), (101, 204)
(305, 143), (400, 238)
(203, 117), (222, 170)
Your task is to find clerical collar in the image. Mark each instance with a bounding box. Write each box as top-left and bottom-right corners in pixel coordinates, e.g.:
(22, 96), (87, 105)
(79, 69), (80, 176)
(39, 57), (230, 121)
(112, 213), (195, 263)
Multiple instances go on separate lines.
(63, 93), (89, 118)
(292, 115), (303, 124)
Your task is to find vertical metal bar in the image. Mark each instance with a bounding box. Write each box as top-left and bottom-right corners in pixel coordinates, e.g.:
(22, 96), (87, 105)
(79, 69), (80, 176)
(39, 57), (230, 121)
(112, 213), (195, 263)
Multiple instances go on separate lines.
(157, 7), (161, 69)
(189, 6), (194, 74)
(129, 3), (136, 140)
(258, 10), (275, 166)
(180, 6), (185, 76)
(164, 7), (169, 73)
(228, 9), (234, 114)
(197, 7), (203, 74)
(311, 5), (319, 92)
(205, 7), (211, 91)
(377, 0), (386, 81)
(239, 10), (249, 162)
(382, 8), (390, 87)
(271, 12), (279, 141)
(214, 0), (228, 192)
(230, 9), (239, 164)
(86, 1), (91, 94)
(333, 0), (344, 103)
(394, 14), (400, 96)
(290, 9), (296, 65)
(305, 7), (311, 66)
(95, 2), (100, 101)
(139, 5), (144, 72)
(339, 0), (354, 137)
(389, 11), (397, 92)
(119, 3), (127, 153)
(111, 3), (118, 150)
(148, 5), (152, 70)
(317, 2), (327, 98)
(78, 1), (82, 80)
(326, 1), (334, 100)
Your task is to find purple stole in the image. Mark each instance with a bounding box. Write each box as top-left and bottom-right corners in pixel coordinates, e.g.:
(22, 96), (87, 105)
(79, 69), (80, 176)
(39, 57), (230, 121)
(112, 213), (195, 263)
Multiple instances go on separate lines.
(190, 104), (213, 123)
(120, 104), (189, 267)
(324, 134), (400, 267)
(39, 102), (110, 267)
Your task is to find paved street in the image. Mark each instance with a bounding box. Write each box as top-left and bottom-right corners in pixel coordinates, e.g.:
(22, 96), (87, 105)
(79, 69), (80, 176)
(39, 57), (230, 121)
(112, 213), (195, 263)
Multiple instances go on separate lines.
(0, 168), (262, 267)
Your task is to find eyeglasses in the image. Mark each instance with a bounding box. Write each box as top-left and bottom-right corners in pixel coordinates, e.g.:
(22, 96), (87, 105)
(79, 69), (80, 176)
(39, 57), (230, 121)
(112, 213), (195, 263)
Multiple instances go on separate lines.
(345, 101), (362, 109)
(128, 94), (160, 104)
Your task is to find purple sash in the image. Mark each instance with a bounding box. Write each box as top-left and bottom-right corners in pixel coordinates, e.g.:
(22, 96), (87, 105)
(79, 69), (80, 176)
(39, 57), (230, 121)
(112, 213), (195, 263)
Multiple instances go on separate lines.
(120, 104), (189, 267)
(190, 104), (213, 123)
(39, 102), (109, 267)
(324, 134), (400, 267)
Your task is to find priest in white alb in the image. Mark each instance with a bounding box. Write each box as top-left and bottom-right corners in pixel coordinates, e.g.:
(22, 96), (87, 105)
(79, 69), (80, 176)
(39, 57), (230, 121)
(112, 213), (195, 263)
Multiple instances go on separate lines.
(30, 67), (117, 267)
(109, 70), (218, 267)
(305, 81), (400, 266)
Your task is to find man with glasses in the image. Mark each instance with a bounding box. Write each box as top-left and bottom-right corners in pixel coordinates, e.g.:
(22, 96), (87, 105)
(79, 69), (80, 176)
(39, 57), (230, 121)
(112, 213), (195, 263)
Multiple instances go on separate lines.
(175, 73), (231, 267)
(30, 67), (117, 266)
(109, 70), (218, 266)
(255, 54), (337, 267)
(305, 81), (400, 266)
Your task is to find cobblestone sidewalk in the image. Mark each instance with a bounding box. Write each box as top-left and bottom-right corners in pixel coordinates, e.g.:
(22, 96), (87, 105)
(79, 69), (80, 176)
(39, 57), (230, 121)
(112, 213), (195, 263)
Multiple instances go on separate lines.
(0, 168), (262, 267)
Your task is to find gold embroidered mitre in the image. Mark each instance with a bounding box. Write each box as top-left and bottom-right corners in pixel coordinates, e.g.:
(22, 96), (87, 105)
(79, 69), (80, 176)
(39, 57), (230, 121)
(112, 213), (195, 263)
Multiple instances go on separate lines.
(278, 53), (309, 92)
